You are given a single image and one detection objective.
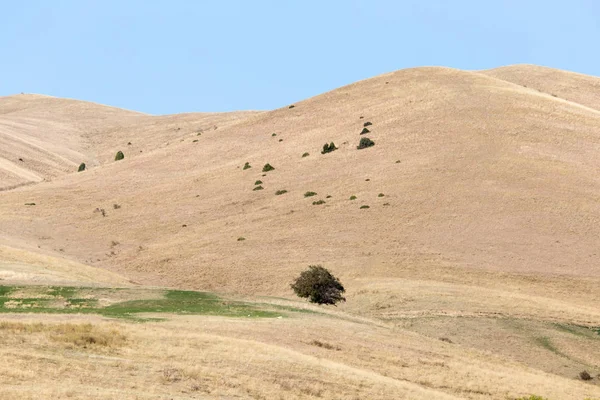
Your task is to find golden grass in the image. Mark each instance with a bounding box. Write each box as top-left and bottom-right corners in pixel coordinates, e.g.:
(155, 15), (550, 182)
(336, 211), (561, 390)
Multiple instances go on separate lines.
(0, 321), (127, 350)
(0, 313), (598, 400)
(2, 65), (600, 398)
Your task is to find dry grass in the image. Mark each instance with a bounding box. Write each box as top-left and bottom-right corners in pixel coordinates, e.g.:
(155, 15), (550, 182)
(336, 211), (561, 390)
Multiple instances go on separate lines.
(1, 65), (600, 398)
(0, 313), (598, 400)
(0, 320), (127, 350)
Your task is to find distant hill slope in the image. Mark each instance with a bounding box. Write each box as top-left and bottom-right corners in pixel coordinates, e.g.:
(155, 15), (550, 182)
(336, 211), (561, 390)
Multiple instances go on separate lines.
(482, 64), (600, 112)
(0, 65), (598, 296)
(0, 94), (262, 189)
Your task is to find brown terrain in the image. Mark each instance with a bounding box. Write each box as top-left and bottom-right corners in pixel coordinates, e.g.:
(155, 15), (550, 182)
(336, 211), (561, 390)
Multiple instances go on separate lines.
(0, 64), (599, 399)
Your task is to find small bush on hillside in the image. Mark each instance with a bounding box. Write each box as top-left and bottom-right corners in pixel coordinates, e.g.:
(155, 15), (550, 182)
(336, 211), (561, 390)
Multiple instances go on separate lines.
(24, 203), (36, 206)
(275, 189), (288, 195)
(304, 191), (317, 197)
(363, 121), (372, 127)
(378, 193), (385, 197)
(291, 265), (346, 305)
(272, 133), (277, 137)
(357, 137), (375, 149)
(312, 199), (326, 205)
(326, 195), (332, 198)
(262, 163), (275, 172)
(321, 142), (338, 154)
(360, 205), (370, 209)
(78, 163), (86, 172)
(349, 195), (357, 200)
(254, 180), (263, 185)
(113, 203), (121, 209)
(580, 370), (592, 381)
(279, 139), (283, 142)
(115, 151), (124, 161)
(237, 237), (246, 241)
(302, 152), (310, 158)
(395, 160), (401, 163)
(243, 162), (251, 170)
(253, 185), (264, 191)
(289, 105), (295, 109)
(360, 128), (370, 135)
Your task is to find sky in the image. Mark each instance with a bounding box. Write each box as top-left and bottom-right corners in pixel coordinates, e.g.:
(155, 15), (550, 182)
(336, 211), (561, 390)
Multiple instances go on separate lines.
(1, 1), (599, 115)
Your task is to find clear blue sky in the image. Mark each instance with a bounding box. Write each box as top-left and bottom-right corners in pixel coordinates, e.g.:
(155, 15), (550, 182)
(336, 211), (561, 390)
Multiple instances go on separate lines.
(1, 1), (598, 114)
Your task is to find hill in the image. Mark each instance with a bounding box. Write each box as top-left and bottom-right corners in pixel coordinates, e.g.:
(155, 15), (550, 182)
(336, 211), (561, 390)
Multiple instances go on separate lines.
(0, 65), (599, 399)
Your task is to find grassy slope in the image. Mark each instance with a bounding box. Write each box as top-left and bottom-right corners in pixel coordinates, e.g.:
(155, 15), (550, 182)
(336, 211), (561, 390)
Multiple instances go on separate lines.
(1, 65), (600, 398)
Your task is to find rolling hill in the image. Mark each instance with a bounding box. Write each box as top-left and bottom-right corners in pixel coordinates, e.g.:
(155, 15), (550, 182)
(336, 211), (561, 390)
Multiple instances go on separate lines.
(0, 64), (599, 399)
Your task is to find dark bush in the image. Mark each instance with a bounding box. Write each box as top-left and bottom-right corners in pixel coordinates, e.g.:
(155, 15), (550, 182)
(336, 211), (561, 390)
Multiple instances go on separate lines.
(243, 162), (251, 170)
(289, 105), (295, 109)
(272, 133), (277, 137)
(580, 370), (592, 381)
(360, 205), (370, 209)
(312, 199), (326, 205)
(275, 189), (288, 195)
(378, 193), (385, 197)
(363, 121), (372, 127)
(237, 237), (246, 241)
(253, 185), (264, 191)
(78, 163), (86, 172)
(254, 180), (263, 185)
(115, 151), (124, 161)
(302, 152), (310, 158)
(321, 142), (338, 154)
(360, 128), (370, 135)
(304, 191), (317, 197)
(262, 163), (275, 172)
(349, 195), (357, 200)
(357, 137), (375, 149)
(290, 265), (346, 305)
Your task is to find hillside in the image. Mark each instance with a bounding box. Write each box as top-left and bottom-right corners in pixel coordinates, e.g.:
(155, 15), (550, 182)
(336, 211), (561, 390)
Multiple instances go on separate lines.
(1, 65), (600, 399)
(0, 94), (262, 190)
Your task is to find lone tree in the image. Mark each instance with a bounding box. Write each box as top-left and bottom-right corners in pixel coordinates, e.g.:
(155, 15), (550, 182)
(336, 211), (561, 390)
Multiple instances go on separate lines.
(77, 162), (86, 172)
(291, 265), (346, 305)
(115, 151), (125, 161)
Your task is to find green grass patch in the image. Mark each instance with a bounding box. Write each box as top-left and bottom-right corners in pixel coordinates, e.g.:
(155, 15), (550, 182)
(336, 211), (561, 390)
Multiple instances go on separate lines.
(0, 285), (295, 321)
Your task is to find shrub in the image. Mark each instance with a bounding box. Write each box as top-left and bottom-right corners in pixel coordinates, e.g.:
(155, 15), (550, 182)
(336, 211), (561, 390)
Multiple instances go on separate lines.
(326, 195), (332, 198)
(253, 186), (264, 191)
(78, 163), (86, 172)
(302, 152), (310, 157)
(580, 370), (592, 381)
(115, 151), (124, 161)
(113, 203), (121, 209)
(290, 265), (346, 305)
(304, 191), (317, 197)
(24, 203), (36, 206)
(357, 137), (375, 149)
(289, 105), (295, 109)
(349, 195), (357, 200)
(378, 193), (385, 197)
(321, 142), (338, 154)
(312, 199), (326, 205)
(237, 237), (246, 241)
(279, 139), (283, 142)
(383, 202), (390, 206)
(360, 128), (370, 135)
(275, 189), (288, 195)
(254, 180), (263, 185)
(363, 121), (372, 127)
(395, 160), (401, 163)
(243, 162), (251, 170)
(262, 163), (275, 172)
(272, 133), (277, 137)
(360, 205), (370, 209)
